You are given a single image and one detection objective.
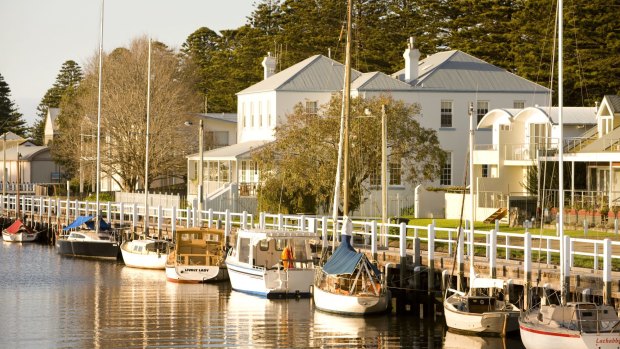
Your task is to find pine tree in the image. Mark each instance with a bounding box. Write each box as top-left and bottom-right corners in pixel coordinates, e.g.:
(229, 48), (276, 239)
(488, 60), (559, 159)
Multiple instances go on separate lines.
(32, 60), (83, 144)
(0, 73), (28, 137)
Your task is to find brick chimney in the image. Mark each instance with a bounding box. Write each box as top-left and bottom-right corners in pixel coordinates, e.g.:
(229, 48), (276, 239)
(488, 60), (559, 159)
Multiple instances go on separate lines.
(403, 37), (420, 82)
(261, 52), (276, 80)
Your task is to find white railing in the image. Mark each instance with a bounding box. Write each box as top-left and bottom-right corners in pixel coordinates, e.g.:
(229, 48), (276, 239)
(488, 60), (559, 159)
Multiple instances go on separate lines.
(3, 194), (618, 277)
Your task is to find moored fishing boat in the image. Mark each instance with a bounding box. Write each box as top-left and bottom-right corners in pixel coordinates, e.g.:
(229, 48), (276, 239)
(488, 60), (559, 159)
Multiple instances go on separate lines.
(2, 219), (39, 242)
(121, 238), (170, 270)
(165, 227), (227, 283)
(444, 277), (520, 335)
(225, 228), (317, 298)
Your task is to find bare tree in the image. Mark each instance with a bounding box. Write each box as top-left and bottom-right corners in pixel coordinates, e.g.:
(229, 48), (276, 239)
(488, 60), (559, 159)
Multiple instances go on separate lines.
(53, 37), (201, 192)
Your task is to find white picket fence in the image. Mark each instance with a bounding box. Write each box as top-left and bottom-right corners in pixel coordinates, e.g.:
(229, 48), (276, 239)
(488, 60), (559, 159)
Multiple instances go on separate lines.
(3, 194), (618, 278)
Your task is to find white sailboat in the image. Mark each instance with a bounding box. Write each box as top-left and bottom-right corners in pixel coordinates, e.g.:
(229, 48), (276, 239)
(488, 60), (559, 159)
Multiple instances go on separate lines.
(2, 219), (39, 242)
(312, 0), (390, 315)
(120, 38), (171, 269)
(518, 1), (620, 347)
(55, 0), (121, 260)
(443, 103), (520, 336)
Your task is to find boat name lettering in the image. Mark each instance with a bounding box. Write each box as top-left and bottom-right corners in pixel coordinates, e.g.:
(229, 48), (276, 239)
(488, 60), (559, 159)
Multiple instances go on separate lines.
(596, 338), (619, 345)
(184, 268), (207, 272)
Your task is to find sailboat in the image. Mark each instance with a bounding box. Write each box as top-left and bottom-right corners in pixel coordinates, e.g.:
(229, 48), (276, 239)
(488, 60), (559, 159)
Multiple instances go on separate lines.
(518, 1), (620, 347)
(312, 0), (391, 315)
(443, 104), (520, 336)
(120, 38), (171, 269)
(2, 218), (39, 242)
(56, 0), (121, 260)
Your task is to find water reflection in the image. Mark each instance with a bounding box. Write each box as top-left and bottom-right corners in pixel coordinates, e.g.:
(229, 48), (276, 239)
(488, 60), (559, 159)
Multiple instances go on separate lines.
(1, 242), (522, 348)
(443, 331), (523, 349)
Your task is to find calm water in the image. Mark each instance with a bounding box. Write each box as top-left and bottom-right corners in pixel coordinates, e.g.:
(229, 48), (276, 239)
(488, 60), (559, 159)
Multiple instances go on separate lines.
(0, 242), (524, 349)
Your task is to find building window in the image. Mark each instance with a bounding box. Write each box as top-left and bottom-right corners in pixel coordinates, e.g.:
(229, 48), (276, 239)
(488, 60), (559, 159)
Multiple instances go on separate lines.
(305, 101), (318, 115)
(513, 100), (525, 109)
(389, 160), (401, 185)
(207, 131), (229, 148)
(242, 103), (246, 127)
(482, 164), (489, 178)
(258, 101), (263, 127)
(369, 166), (380, 187)
(441, 101), (452, 127)
(440, 153), (452, 186)
(477, 101), (489, 124)
(250, 102), (254, 127)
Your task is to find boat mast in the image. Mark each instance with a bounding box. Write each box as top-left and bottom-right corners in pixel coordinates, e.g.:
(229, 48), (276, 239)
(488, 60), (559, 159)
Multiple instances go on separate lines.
(144, 38), (152, 237)
(95, 0), (104, 235)
(469, 102), (475, 278)
(332, 0), (352, 247)
(558, 0), (566, 306)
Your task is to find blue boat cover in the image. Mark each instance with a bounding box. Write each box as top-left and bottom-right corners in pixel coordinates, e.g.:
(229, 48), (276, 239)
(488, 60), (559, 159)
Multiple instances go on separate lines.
(63, 216), (111, 231)
(322, 235), (380, 276)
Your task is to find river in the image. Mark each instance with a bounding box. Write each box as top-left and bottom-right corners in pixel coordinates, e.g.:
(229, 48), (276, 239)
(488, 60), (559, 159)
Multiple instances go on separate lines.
(0, 241), (524, 348)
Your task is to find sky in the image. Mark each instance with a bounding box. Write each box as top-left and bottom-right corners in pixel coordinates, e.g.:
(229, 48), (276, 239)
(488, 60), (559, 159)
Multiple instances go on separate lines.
(0, 0), (256, 126)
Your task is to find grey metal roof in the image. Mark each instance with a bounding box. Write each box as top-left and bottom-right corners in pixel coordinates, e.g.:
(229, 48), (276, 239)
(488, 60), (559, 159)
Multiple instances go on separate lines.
(603, 95), (620, 113)
(195, 113), (237, 123)
(515, 106), (597, 125)
(187, 140), (270, 161)
(238, 55), (362, 94)
(392, 50), (550, 93)
(352, 72), (413, 91)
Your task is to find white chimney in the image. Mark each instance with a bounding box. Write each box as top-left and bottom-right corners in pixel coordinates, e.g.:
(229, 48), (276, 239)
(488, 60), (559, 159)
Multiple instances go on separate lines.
(261, 52), (276, 80)
(403, 37), (420, 82)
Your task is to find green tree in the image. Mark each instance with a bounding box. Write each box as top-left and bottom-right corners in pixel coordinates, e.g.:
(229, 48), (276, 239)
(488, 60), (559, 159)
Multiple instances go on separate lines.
(0, 73), (27, 136)
(53, 37), (201, 191)
(32, 60), (83, 144)
(253, 94), (445, 214)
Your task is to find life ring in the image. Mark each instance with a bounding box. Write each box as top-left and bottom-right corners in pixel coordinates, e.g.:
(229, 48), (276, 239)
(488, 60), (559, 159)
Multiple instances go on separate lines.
(281, 246), (294, 269)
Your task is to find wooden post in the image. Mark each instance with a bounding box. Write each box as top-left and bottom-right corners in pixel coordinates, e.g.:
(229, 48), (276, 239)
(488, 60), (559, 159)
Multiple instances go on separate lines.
(489, 229), (497, 279)
(603, 238), (612, 305)
(225, 209), (231, 245)
(106, 201), (111, 221)
(192, 200), (198, 227)
(427, 223), (435, 317)
(524, 232), (532, 310)
(242, 211), (248, 230)
(208, 208), (213, 228)
(157, 205), (162, 239)
(185, 206), (191, 228)
(371, 220), (377, 261)
(321, 216), (327, 249)
(119, 202), (124, 231)
(171, 206), (177, 240)
(457, 227), (465, 291)
(132, 203), (138, 232)
(399, 222), (407, 290)
(278, 213), (283, 230)
(300, 214), (306, 232)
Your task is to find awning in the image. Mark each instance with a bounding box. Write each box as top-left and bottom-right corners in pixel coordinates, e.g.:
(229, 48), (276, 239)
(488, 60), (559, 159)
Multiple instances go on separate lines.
(322, 236), (363, 275)
(63, 216), (111, 231)
(4, 219), (34, 234)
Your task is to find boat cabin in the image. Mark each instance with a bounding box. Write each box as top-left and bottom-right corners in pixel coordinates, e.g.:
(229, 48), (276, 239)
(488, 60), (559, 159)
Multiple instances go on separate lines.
(539, 302), (620, 333)
(231, 230), (316, 270)
(172, 228), (226, 266)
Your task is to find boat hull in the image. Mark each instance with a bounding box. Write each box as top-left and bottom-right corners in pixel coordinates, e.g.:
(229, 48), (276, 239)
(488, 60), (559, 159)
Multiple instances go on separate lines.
(121, 247), (167, 269)
(226, 262), (314, 298)
(312, 285), (391, 315)
(2, 231), (39, 242)
(165, 264), (227, 283)
(519, 321), (620, 349)
(56, 239), (121, 260)
(443, 298), (520, 335)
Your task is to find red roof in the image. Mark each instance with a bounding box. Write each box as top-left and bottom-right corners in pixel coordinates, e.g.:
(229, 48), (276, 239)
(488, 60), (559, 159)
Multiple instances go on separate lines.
(4, 219), (34, 234)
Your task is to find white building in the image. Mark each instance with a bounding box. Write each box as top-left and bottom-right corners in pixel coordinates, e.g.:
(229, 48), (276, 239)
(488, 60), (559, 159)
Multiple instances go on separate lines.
(189, 41), (551, 215)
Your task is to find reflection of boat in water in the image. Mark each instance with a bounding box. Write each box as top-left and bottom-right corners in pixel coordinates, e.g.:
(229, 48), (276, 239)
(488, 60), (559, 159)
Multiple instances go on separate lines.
(226, 229), (316, 298)
(120, 265), (165, 282)
(443, 330), (520, 349)
(165, 227), (227, 283)
(121, 238), (170, 270)
(313, 310), (389, 336)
